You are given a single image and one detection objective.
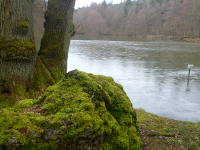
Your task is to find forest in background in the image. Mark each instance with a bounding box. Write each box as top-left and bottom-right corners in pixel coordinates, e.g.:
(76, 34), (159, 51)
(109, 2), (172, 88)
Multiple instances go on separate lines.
(74, 0), (200, 41)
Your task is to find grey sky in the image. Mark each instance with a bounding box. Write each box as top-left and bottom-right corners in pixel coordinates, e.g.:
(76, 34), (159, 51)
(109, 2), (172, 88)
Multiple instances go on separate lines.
(75, 0), (122, 8)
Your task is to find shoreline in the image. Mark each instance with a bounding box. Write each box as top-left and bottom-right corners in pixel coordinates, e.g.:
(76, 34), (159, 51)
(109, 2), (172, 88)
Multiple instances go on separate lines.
(136, 109), (200, 150)
(72, 36), (200, 43)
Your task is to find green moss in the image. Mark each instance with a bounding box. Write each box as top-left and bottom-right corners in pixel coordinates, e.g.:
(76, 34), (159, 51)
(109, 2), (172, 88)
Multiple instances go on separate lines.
(32, 57), (55, 91)
(17, 21), (29, 28)
(0, 36), (5, 41)
(0, 70), (142, 149)
(136, 109), (200, 150)
(0, 95), (14, 108)
(15, 20), (29, 35)
(14, 83), (28, 98)
(14, 99), (38, 109)
(0, 40), (35, 60)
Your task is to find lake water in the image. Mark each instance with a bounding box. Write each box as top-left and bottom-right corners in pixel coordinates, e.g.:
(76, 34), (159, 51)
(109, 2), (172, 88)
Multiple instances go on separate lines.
(68, 40), (200, 122)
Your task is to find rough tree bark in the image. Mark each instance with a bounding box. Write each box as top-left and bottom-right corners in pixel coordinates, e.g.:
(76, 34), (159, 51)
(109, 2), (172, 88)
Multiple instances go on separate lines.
(33, 0), (76, 90)
(33, 0), (46, 52)
(0, 0), (36, 100)
(0, 0), (76, 100)
(39, 0), (75, 80)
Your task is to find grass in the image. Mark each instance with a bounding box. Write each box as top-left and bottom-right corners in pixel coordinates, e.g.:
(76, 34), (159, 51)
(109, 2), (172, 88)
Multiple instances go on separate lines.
(136, 109), (200, 150)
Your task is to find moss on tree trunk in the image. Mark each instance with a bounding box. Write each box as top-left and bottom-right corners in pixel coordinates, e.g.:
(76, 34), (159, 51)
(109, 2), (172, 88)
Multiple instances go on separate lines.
(0, 0), (76, 100)
(38, 0), (75, 82)
(0, 0), (36, 101)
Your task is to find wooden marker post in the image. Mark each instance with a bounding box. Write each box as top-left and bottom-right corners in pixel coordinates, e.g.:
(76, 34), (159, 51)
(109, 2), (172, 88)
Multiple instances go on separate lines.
(187, 64), (194, 84)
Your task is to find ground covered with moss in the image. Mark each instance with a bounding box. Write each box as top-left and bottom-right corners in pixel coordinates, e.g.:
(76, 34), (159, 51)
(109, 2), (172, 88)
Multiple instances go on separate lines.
(136, 109), (200, 150)
(0, 70), (142, 150)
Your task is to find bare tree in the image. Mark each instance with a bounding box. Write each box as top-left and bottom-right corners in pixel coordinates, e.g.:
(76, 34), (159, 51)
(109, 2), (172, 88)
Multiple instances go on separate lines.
(74, 0), (200, 41)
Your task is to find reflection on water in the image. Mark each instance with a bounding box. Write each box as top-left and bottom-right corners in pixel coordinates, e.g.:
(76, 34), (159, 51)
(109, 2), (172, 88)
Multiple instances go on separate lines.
(68, 40), (200, 122)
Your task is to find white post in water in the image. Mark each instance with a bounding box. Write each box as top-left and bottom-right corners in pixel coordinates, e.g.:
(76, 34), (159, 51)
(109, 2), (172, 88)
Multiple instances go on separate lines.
(187, 64), (194, 83)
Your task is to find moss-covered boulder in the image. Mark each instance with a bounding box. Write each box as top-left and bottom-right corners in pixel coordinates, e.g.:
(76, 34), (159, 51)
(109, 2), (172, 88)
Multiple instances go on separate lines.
(0, 70), (142, 150)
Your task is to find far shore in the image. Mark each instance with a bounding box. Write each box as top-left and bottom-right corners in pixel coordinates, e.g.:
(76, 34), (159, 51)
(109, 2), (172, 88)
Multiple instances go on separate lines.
(72, 35), (200, 43)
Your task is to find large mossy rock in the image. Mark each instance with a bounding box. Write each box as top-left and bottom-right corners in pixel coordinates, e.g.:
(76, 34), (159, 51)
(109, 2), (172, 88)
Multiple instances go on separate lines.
(0, 70), (142, 150)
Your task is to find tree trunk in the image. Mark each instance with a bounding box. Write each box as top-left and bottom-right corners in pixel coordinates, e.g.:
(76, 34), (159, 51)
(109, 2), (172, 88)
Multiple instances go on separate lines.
(0, 0), (76, 100)
(33, 0), (46, 52)
(38, 0), (75, 82)
(0, 0), (36, 100)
